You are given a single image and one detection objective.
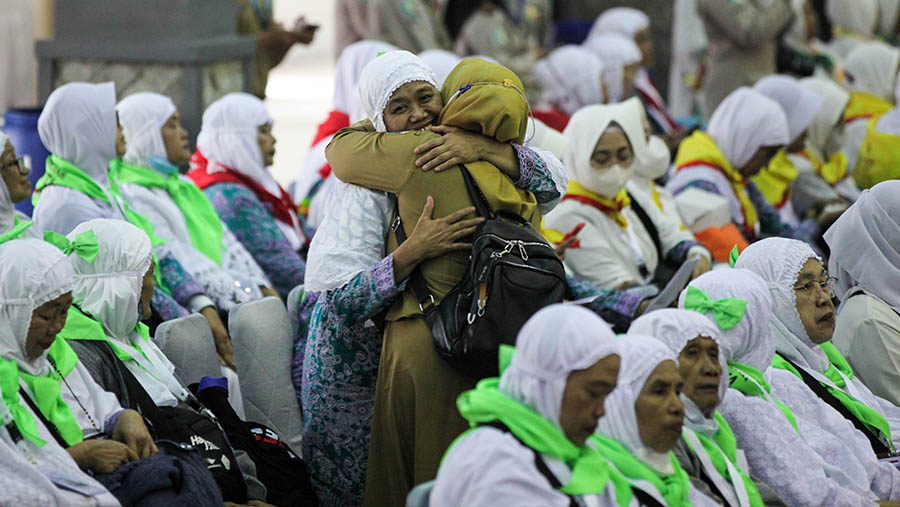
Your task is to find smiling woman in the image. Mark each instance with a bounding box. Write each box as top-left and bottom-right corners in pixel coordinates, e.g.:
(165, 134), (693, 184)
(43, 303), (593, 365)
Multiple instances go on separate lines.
(0, 134), (34, 237)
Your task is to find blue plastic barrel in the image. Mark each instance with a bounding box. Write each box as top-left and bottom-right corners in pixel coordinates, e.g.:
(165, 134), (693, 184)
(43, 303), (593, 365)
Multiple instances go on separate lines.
(3, 107), (49, 216)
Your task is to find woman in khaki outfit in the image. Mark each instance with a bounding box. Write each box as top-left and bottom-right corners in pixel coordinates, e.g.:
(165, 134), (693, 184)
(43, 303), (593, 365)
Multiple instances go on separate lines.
(326, 55), (541, 506)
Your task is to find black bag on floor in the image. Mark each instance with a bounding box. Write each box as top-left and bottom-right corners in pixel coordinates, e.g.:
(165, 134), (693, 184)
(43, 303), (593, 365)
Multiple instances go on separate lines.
(392, 165), (567, 378)
(192, 382), (319, 507)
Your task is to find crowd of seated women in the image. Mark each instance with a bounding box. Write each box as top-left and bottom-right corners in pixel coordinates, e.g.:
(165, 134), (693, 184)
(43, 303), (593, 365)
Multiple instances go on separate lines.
(3, 1), (900, 506)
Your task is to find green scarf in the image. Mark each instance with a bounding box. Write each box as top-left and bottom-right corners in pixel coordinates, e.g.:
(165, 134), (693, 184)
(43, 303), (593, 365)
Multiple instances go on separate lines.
(33, 155), (168, 293)
(0, 217), (33, 244)
(0, 358), (45, 446)
(451, 377), (633, 504)
(687, 411), (764, 507)
(772, 348), (894, 452)
(59, 306), (158, 378)
(589, 434), (692, 507)
(728, 361), (799, 432)
(110, 159), (225, 265)
(16, 338), (84, 446)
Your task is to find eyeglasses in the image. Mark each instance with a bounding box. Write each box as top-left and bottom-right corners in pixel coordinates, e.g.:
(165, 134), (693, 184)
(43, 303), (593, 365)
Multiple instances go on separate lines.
(793, 277), (838, 295)
(1, 157), (28, 175)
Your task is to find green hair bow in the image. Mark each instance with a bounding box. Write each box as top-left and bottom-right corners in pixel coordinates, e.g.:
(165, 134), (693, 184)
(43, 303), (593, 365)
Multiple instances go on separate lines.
(43, 230), (99, 263)
(683, 286), (747, 331)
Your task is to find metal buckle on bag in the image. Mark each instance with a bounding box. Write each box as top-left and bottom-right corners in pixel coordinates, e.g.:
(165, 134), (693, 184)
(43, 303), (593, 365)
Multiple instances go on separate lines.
(418, 294), (435, 313)
(391, 215), (401, 232)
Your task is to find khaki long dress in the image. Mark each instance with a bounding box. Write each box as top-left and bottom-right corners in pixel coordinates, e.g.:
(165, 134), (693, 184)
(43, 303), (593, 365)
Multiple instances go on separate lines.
(325, 59), (539, 506)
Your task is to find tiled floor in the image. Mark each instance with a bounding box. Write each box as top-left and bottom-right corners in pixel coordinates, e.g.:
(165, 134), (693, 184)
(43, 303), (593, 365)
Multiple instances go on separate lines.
(265, 0), (337, 187)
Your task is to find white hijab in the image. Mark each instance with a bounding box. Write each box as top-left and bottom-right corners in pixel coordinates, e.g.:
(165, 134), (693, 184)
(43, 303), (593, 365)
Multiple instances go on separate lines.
(754, 75), (825, 142)
(68, 218), (186, 405)
(582, 32), (642, 103)
(533, 45), (606, 116)
(842, 42), (900, 102)
(679, 269), (776, 372)
(588, 7), (650, 40)
(563, 102), (641, 198)
(595, 334), (678, 473)
(799, 77), (850, 156)
(629, 308), (729, 407)
(335, 40), (400, 123)
(116, 92), (177, 169)
(707, 87), (790, 169)
(735, 238), (831, 372)
(498, 304), (620, 429)
(0, 131), (14, 233)
(827, 0), (878, 36)
(0, 239), (75, 376)
(418, 48), (463, 87)
(37, 82), (117, 185)
(357, 50), (438, 133)
(825, 181), (900, 313)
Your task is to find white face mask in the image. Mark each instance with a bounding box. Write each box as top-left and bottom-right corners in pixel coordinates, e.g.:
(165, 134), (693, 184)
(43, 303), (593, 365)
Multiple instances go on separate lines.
(582, 162), (635, 199)
(635, 135), (671, 180)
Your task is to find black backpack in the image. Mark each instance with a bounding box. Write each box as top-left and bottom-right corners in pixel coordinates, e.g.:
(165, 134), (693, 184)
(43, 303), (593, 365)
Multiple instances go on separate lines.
(392, 165), (567, 377)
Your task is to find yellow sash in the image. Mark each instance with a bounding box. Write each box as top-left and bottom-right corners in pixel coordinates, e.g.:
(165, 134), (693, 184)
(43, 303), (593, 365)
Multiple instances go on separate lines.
(843, 91), (892, 123)
(674, 131), (758, 234)
(752, 149), (797, 207)
(802, 148), (848, 185)
(855, 117), (900, 189)
(563, 180), (631, 229)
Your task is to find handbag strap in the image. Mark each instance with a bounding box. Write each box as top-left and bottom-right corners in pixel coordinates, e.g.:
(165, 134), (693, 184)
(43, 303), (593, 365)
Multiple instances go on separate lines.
(627, 191), (663, 260)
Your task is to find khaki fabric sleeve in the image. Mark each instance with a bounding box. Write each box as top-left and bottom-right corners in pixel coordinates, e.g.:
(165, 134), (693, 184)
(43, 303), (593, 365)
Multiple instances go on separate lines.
(325, 119), (441, 193)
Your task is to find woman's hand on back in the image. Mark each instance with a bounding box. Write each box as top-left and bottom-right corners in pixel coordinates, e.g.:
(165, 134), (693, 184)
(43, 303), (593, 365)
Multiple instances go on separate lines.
(392, 196), (484, 283)
(414, 126), (519, 178)
(112, 409), (157, 459)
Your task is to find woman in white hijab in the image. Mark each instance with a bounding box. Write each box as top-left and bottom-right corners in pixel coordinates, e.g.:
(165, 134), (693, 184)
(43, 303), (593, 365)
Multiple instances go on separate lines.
(826, 0), (879, 58)
(669, 88), (819, 260)
(113, 92), (274, 312)
(187, 92), (307, 298)
(827, 181), (900, 406)
(750, 74), (825, 225)
(582, 32), (642, 105)
(0, 131), (36, 238)
(431, 304), (627, 507)
(839, 41), (900, 183)
(588, 7), (683, 139)
(737, 237), (900, 452)
(630, 309), (777, 507)
(0, 238), (158, 476)
(592, 334), (718, 506)
(305, 51), (568, 506)
(682, 269), (884, 505)
(292, 40), (398, 228)
(532, 45), (607, 133)
(0, 238), (120, 506)
(545, 101), (710, 291)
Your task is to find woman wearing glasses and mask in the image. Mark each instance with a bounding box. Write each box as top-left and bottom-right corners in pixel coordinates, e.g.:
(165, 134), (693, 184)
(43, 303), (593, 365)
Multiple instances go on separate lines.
(0, 132), (38, 239)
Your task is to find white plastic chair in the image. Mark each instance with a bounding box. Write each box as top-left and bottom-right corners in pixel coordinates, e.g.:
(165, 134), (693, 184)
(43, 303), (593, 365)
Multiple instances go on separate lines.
(153, 313), (221, 386)
(228, 296), (303, 453)
(286, 284), (306, 341)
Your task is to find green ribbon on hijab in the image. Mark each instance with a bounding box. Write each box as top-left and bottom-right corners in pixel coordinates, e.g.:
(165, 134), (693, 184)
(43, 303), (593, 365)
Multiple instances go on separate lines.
(589, 434), (692, 507)
(109, 158), (225, 265)
(33, 155), (169, 294)
(728, 361), (799, 432)
(43, 230), (99, 263)
(0, 217), (32, 244)
(16, 338), (84, 446)
(0, 358), (45, 446)
(729, 245), (740, 268)
(683, 286), (748, 331)
(451, 377), (633, 503)
(686, 411), (764, 507)
(772, 346), (894, 453)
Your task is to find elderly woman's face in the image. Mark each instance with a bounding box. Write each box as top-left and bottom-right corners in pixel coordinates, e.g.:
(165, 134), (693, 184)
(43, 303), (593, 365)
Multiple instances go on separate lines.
(257, 123), (276, 166)
(0, 140), (31, 203)
(635, 360), (685, 453)
(591, 129), (634, 170)
(140, 263), (155, 321)
(559, 354), (620, 446)
(794, 257), (836, 344)
(383, 81), (442, 132)
(116, 120), (127, 158)
(634, 27), (654, 67)
(678, 336), (722, 416)
(26, 292), (73, 360)
(623, 63), (640, 97)
(161, 112), (191, 166)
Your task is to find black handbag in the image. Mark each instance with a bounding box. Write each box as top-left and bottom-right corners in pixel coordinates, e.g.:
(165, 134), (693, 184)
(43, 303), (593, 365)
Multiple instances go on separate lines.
(392, 164), (567, 378)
